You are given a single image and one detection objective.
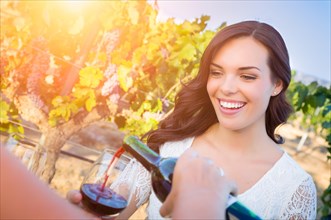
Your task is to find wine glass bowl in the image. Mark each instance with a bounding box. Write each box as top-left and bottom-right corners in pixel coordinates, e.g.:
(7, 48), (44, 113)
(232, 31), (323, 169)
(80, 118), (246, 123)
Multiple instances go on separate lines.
(80, 148), (137, 219)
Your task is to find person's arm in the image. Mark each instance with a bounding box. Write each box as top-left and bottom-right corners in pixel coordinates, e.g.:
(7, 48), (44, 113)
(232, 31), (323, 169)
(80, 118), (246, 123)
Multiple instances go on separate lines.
(160, 149), (237, 219)
(0, 147), (94, 220)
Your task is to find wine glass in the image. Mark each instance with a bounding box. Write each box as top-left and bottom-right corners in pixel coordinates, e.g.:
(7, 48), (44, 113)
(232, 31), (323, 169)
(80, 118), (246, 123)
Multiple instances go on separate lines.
(4, 133), (47, 176)
(80, 148), (138, 219)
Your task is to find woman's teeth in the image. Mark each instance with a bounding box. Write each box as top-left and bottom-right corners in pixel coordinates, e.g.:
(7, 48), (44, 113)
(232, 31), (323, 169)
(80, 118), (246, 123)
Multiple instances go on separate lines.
(220, 101), (244, 109)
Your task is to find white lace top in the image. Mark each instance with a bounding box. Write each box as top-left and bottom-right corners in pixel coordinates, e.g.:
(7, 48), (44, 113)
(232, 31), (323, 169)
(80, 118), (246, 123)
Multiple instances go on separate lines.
(133, 137), (317, 219)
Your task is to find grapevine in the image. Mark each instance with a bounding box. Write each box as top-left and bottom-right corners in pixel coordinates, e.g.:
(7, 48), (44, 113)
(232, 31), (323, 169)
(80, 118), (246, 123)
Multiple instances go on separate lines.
(287, 71), (331, 218)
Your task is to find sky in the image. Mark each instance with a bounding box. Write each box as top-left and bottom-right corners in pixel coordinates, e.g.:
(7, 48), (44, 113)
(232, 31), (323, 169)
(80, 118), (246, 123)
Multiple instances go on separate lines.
(156, 0), (331, 82)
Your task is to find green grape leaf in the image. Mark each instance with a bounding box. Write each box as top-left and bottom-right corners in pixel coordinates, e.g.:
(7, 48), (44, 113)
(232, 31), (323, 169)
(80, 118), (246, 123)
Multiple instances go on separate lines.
(302, 103), (308, 113)
(72, 87), (90, 100)
(200, 15), (210, 25)
(306, 96), (317, 108)
(48, 118), (57, 127)
(8, 124), (15, 134)
(315, 94), (326, 107)
(177, 43), (196, 61)
(69, 103), (79, 115)
(146, 42), (160, 61)
(322, 121), (331, 129)
(118, 65), (133, 92)
(51, 96), (64, 107)
(327, 144), (331, 154)
(322, 104), (331, 117)
(154, 98), (163, 112)
(60, 107), (67, 119)
(292, 85), (308, 110)
(307, 81), (318, 93)
(0, 101), (10, 122)
(17, 124), (24, 134)
(79, 67), (103, 88)
(85, 92), (96, 112)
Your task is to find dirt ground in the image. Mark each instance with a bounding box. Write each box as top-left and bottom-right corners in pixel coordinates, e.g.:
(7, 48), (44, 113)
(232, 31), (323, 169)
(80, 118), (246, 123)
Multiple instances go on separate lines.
(43, 122), (330, 219)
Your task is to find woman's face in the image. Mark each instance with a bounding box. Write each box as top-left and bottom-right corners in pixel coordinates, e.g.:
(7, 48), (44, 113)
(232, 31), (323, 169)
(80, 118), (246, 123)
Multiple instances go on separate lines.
(207, 36), (282, 132)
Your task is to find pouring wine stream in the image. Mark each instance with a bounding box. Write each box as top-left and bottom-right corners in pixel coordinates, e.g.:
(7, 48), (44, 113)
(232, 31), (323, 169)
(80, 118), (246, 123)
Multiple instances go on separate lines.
(100, 147), (125, 192)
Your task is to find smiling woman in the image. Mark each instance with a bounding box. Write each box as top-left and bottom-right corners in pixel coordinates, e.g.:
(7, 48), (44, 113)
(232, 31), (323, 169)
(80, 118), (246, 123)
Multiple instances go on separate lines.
(138, 20), (317, 219)
(207, 37), (282, 132)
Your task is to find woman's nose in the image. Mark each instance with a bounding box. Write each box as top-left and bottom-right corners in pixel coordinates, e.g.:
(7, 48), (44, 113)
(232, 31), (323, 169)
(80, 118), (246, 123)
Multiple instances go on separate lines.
(219, 75), (238, 95)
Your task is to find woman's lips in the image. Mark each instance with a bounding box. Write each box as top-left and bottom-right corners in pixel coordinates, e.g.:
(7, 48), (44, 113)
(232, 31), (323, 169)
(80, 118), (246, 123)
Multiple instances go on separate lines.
(218, 99), (246, 115)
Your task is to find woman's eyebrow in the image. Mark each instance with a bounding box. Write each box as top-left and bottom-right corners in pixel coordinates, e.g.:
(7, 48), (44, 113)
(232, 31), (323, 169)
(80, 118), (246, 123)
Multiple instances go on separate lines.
(238, 66), (261, 71)
(210, 62), (223, 69)
(210, 62), (261, 71)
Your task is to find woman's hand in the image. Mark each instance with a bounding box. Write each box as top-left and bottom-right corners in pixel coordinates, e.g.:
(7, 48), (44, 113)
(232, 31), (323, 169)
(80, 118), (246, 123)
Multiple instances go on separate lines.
(159, 149), (237, 219)
(66, 189), (83, 205)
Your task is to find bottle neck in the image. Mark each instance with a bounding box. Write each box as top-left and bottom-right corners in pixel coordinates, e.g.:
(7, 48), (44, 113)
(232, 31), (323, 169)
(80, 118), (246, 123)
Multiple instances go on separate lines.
(123, 136), (161, 171)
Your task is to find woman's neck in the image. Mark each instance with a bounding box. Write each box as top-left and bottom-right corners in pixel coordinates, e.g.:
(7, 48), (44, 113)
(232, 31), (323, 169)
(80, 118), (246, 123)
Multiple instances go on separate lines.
(206, 122), (277, 156)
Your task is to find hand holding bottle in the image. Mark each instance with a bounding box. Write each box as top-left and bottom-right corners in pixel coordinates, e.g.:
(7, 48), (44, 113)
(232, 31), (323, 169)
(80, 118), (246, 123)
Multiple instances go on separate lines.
(159, 149), (237, 219)
(123, 135), (262, 220)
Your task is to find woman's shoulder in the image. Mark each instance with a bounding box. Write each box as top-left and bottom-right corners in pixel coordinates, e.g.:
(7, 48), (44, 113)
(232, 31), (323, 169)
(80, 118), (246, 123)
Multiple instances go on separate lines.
(270, 151), (316, 192)
(274, 152), (317, 218)
(239, 151), (317, 219)
(243, 151), (315, 196)
(279, 152), (313, 180)
(159, 137), (195, 158)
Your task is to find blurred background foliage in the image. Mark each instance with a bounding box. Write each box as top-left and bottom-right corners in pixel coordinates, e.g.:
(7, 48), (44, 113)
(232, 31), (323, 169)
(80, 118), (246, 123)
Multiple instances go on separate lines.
(0, 0), (216, 136)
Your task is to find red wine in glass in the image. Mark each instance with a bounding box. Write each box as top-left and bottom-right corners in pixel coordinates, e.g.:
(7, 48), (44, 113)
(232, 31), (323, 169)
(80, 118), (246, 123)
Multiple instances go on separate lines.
(80, 183), (127, 216)
(80, 147), (136, 218)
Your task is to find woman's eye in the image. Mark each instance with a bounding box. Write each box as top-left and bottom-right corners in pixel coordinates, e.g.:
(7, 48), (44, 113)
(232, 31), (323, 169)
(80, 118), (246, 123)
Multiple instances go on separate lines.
(209, 70), (223, 77)
(241, 75), (257, 80)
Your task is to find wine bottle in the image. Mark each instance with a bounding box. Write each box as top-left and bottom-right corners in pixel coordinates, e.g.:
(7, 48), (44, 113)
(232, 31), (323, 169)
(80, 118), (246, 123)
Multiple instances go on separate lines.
(123, 135), (175, 202)
(123, 135), (262, 220)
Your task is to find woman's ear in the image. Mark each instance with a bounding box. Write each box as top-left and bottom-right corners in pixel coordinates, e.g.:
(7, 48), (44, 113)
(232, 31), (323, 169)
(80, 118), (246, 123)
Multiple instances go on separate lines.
(272, 79), (283, 96)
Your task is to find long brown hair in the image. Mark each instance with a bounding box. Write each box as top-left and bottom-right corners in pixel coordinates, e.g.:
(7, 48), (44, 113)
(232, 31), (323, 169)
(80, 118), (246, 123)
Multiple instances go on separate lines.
(145, 20), (293, 152)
